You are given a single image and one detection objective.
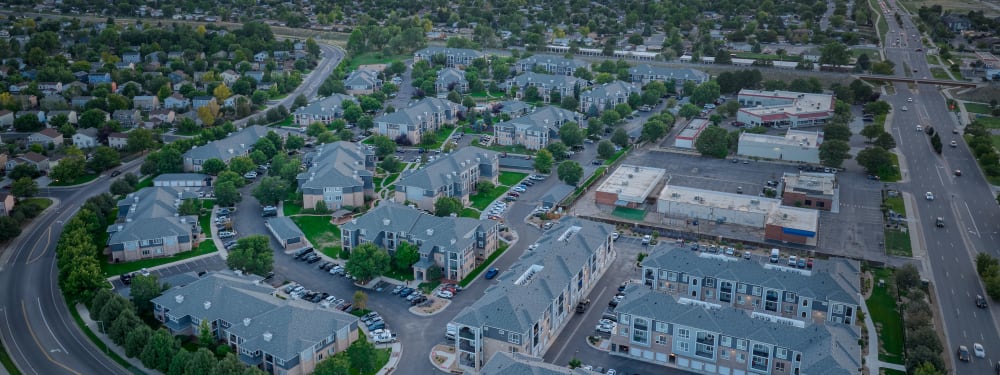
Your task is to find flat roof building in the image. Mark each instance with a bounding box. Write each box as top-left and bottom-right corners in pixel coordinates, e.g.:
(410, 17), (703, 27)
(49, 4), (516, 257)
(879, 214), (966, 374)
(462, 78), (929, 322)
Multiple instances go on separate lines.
(781, 171), (838, 211)
(595, 164), (667, 208)
(736, 90), (836, 129)
(737, 129), (823, 164)
(674, 119), (711, 149)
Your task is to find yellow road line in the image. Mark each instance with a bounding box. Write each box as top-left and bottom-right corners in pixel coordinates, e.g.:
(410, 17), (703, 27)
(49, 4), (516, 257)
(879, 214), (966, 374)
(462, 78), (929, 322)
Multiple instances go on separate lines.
(20, 301), (81, 375)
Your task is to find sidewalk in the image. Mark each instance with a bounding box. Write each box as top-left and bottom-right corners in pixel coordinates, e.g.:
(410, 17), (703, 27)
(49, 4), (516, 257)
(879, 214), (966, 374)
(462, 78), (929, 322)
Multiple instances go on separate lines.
(375, 342), (402, 375)
(75, 303), (163, 375)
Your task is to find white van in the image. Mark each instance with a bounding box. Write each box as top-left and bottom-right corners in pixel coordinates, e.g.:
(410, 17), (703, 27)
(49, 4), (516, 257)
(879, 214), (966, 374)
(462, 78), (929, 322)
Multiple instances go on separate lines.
(788, 255), (797, 266)
(770, 249), (780, 263)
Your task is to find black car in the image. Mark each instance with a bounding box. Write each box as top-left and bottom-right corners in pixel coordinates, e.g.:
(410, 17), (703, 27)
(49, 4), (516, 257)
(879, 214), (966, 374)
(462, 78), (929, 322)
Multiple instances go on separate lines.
(110, 170), (122, 177)
(120, 273), (133, 285)
(977, 295), (988, 308)
(307, 255), (322, 264)
(411, 296), (428, 305)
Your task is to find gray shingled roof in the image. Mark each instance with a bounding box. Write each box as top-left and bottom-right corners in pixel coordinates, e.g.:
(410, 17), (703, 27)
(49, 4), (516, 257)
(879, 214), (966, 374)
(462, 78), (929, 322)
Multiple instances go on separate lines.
(153, 173), (210, 183)
(581, 81), (641, 102)
(293, 94), (357, 118)
(516, 55), (588, 71)
(415, 47), (483, 60)
(183, 125), (271, 162)
(495, 106), (582, 134)
(341, 202), (495, 257)
(629, 63), (709, 83)
(451, 218), (613, 333)
(436, 68), (468, 87)
(495, 101), (534, 117)
(507, 72), (584, 92)
(481, 352), (593, 375)
(373, 97), (463, 127)
(107, 187), (200, 245)
(344, 69), (380, 87)
(616, 286), (861, 375)
(641, 245), (861, 305)
(266, 217), (304, 242)
(395, 146), (497, 192)
(153, 271), (358, 362)
(297, 141), (371, 194)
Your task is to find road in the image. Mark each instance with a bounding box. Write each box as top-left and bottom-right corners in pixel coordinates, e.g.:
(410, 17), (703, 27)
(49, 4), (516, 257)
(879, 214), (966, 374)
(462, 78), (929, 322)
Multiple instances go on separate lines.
(879, 0), (1000, 372)
(0, 159), (145, 375)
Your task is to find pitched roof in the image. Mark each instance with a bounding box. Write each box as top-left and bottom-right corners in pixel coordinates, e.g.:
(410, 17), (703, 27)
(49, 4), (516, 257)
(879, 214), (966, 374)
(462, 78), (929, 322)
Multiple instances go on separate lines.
(266, 217), (304, 241)
(37, 128), (62, 138)
(292, 94), (357, 117)
(507, 72), (584, 90)
(415, 47), (483, 60)
(75, 127), (99, 138)
(436, 68), (467, 85)
(107, 186), (200, 244)
(373, 97), (463, 127)
(297, 141), (372, 193)
(482, 352), (592, 375)
(581, 80), (641, 101)
(628, 63), (709, 82)
(22, 152), (47, 163)
(344, 69), (380, 86)
(340, 202), (495, 257)
(452, 218), (613, 333)
(516, 54), (588, 70)
(395, 146), (497, 192)
(496, 106), (581, 133)
(153, 173), (210, 183)
(183, 125), (271, 162)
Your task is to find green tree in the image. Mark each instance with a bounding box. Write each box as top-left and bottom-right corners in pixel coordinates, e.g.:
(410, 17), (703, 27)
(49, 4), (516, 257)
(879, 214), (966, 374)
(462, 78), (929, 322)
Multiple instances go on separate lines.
(557, 161), (584, 185)
(213, 353), (245, 375)
(597, 140), (616, 159)
(0, 217), (22, 242)
(930, 133), (943, 154)
(819, 140), (851, 168)
(201, 158), (227, 176)
(353, 290), (369, 311)
(912, 361), (944, 375)
(819, 41), (850, 67)
(895, 263), (921, 291)
(13, 115), (43, 132)
(344, 243), (391, 283)
(198, 320), (215, 348)
(228, 156), (256, 175)
(79, 108), (108, 128)
(11, 177), (38, 198)
(394, 242), (420, 271)
(167, 349), (192, 375)
(141, 328), (180, 372)
(611, 128), (630, 148)
(587, 118), (603, 137)
(641, 120), (668, 142)
(314, 355), (351, 375)
(127, 128), (156, 153)
(534, 149), (554, 174)
(691, 81), (721, 106)
(285, 134), (305, 150)
(51, 151), (86, 184)
(184, 347), (216, 375)
(694, 126), (729, 158)
(130, 274), (163, 313)
(600, 110), (621, 126)
(823, 124), (852, 142)
(8, 164), (40, 180)
(306, 122), (327, 137)
(855, 147), (894, 175)
(434, 196), (463, 217)
(561, 96), (579, 111)
(380, 156), (403, 173)
(347, 338), (378, 373)
(864, 101), (892, 116)
(108, 308), (141, 345)
(226, 235), (274, 276)
(546, 142), (568, 160)
(874, 132), (896, 150)
(372, 135), (397, 158)
(214, 181), (242, 207)
(860, 124), (883, 142)
(976, 253), (999, 277)
(124, 324), (153, 358)
(253, 137), (278, 160)
(252, 176), (289, 205)
(558, 122), (584, 148)
(87, 146), (121, 172)
(678, 103), (701, 119)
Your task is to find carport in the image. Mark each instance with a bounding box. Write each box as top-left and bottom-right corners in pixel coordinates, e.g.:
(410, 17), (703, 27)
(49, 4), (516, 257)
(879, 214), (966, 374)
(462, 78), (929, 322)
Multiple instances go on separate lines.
(265, 217), (307, 250)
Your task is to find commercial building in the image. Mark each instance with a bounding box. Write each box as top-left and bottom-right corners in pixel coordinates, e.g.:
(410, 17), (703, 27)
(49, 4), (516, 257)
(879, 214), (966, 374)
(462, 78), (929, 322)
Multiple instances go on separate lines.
(152, 271), (360, 375)
(450, 218), (616, 372)
(373, 97), (463, 144)
(736, 130), (823, 164)
(493, 106), (583, 150)
(595, 164), (667, 208)
(292, 94), (358, 126)
(106, 187), (201, 262)
(393, 146), (499, 211)
(781, 172), (837, 211)
(674, 119), (711, 149)
(764, 206), (820, 246)
(736, 90), (836, 128)
(183, 125), (274, 172)
(297, 141), (375, 210)
(340, 202), (498, 282)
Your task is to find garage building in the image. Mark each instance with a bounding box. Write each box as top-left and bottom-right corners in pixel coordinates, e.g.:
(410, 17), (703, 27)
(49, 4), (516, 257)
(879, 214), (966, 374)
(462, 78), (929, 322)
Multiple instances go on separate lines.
(265, 216), (307, 250)
(673, 119), (710, 149)
(153, 173), (212, 187)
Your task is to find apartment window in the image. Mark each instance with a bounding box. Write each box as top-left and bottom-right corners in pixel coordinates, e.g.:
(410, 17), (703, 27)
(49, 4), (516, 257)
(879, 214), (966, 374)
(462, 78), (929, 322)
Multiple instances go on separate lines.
(721, 350), (730, 360)
(777, 348), (788, 359)
(751, 344), (770, 371)
(655, 321), (669, 333)
(834, 304), (844, 314)
(737, 353), (746, 363)
(508, 332), (520, 345)
(753, 286), (762, 296)
(737, 339), (748, 351)
(775, 362), (786, 371)
(632, 318), (649, 345)
(785, 292), (797, 302)
(656, 335), (667, 345)
(737, 283), (748, 294)
(678, 342), (689, 353)
(677, 328), (690, 339)
(705, 290), (714, 298)
(721, 336), (731, 347)
(704, 278), (716, 287)
(621, 314), (631, 325)
(785, 305), (794, 313)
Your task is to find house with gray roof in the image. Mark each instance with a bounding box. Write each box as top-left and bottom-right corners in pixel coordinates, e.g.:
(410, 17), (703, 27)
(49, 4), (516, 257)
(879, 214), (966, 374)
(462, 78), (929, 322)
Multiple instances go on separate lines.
(374, 97), (463, 145)
(152, 271), (361, 375)
(164, 93), (190, 110)
(505, 72), (586, 104)
(579, 80), (642, 115)
(265, 217), (306, 249)
(393, 146), (499, 211)
(629, 63), (710, 85)
(435, 68), (469, 94)
(71, 127), (99, 149)
(343, 69), (382, 95)
(609, 285), (862, 375)
(133, 95), (160, 111)
(292, 94), (358, 127)
(106, 187), (202, 262)
(450, 218), (616, 372)
(297, 141), (375, 210)
(413, 47), (484, 68)
(494, 106), (583, 150)
(492, 100), (534, 119)
(640, 245), (862, 325)
(183, 125), (273, 172)
(514, 54), (589, 76)
(340, 202), (499, 282)
(482, 352), (593, 375)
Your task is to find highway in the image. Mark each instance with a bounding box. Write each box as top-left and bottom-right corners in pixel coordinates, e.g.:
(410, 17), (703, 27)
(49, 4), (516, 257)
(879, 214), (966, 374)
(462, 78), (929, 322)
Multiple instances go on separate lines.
(879, 0), (1000, 372)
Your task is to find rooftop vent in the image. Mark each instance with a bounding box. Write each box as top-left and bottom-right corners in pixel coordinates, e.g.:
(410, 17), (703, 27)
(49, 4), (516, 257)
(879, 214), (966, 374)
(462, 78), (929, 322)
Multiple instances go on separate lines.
(203, 301), (211, 310)
(383, 219), (391, 226)
(175, 294), (184, 303)
(427, 228), (434, 236)
(263, 332), (273, 342)
(243, 317), (251, 326)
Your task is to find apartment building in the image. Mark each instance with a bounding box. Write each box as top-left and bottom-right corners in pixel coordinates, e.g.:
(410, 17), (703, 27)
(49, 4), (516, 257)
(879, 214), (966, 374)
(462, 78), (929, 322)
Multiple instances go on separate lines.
(514, 55), (589, 76)
(343, 70), (382, 95)
(183, 125), (274, 172)
(374, 98), (463, 145)
(106, 187), (202, 262)
(413, 47), (484, 68)
(340, 202), (498, 282)
(297, 141), (376, 210)
(579, 81), (642, 115)
(152, 271), (360, 375)
(505, 72), (586, 103)
(392, 146), (499, 211)
(493, 106), (583, 150)
(436, 68), (469, 94)
(450, 218), (616, 372)
(628, 64), (710, 85)
(292, 94), (358, 126)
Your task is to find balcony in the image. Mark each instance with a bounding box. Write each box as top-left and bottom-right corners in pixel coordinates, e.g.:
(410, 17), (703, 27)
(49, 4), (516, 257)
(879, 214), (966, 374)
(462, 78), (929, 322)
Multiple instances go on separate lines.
(239, 352), (263, 365)
(459, 340), (477, 353)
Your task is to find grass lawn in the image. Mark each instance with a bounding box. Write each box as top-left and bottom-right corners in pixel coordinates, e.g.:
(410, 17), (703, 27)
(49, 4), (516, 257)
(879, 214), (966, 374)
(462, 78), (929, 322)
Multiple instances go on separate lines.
(419, 280), (442, 294)
(481, 143), (535, 155)
(346, 51), (409, 71)
(383, 267), (415, 281)
(49, 173), (99, 186)
(930, 67), (951, 80)
(498, 171), (529, 186)
(283, 201), (303, 216)
(965, 102), (994, 115)
(291, 215), (342, 257)
(101, 240), (218, 276)
(926, 54), (941, 65)
(458, 124), (494, 135)
(612, 206), (647, 221)
(460, 207), (480, 218)
(976, 116), (1000, 129)
(884, 229), (912, 257)
(605, 146), (630, 165)
(884, 196), (905, 215)
(459, 244), (509, 287)
(20, 198), (53, 211)
(469, 184), (511, 211)
(135, 176), (154, 190)
(866, 268), (906, 365)
(877, 153), (902, 182)
(0, 338), (19, 375)
(268, 116), (294, 127)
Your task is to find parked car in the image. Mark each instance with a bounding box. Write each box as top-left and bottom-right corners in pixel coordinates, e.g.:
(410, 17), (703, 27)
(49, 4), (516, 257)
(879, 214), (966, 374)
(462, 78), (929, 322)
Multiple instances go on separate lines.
(410, 296), (428, 305)
(484, 267), (499, 279)
(110, 170), (122, 177)
(218, 231), (236, 239)
(436, 290), (454, 299)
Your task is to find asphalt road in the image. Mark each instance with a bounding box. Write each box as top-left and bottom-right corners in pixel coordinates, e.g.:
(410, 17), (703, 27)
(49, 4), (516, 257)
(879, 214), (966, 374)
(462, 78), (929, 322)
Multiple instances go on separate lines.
(880, 1), (1000, 372)
(0, 159), (145, 375)
(234, 44), (345, 127)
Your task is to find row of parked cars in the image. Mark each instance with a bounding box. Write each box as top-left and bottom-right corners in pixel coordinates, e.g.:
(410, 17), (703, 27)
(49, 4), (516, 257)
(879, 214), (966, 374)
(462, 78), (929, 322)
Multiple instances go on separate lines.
(391, 285), (430, 306)
(282, 282), (357, 312)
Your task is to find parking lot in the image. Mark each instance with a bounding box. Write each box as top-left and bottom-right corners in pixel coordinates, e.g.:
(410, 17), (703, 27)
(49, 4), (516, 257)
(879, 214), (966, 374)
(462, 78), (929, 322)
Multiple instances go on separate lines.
(110, 255), (227, 296)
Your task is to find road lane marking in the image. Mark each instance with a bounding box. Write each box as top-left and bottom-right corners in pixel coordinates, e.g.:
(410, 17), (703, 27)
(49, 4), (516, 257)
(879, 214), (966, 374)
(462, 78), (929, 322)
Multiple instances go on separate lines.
(963, 202), (981, 238)
(26, 227), (53, 265)
(1, 307), (38, 375)
(37, 298), (67, 355)
(20, 301), (81, 375)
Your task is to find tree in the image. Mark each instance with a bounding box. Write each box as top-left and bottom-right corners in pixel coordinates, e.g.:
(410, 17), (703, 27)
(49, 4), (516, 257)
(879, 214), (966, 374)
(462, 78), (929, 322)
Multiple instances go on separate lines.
(215, 181), (241, 207)
(678, 103), (701, 119)
(895, 263), (921, 291)
(344, 243), (391, 283)
(641, 120), (668, 142)
(874, 132), (896, 150)
(197, 100), (220, 125)
(0, 217), (21, 242)
(823, 124), (852, 142)
(87, 146), (121, 172)
(184, 347), (216, 375)
(252, 176), (289, 205)
(353, 290), (369, 311)
(558, 122), (584, 148)
(227, 235), (274, 276)
(126, 128), (156, 153)
(167, 349), (192, 375)
(13, 115), (43, 132)
(597, 140), (616, 159)
(51, 151), (86, 184)
(534, 149), (554, 174)
(357, 115), (374, 132)
(976, 253), (999, 278)
(913, 361), (944, 375)
(819, 140), (851, 167)
(611, 128), (630, 149)
(394, 242), (419, 271)
(141, 328), (179, 372)
(856, 147), (894, 175)
(109, 309), (141, 345)
(372, 135), (397, 158)
(201, 158), (227, 176)
(12, 177), (38, 198)
(8, 164), (40, 180)
(930, 133), (943, 154)
(860, 124), (883, 142)
(557, 161), (584, 186)
(254, 137), (278, 160)
(434, 196), (463, 217)
(694, 126), (729, 158)
(347, 339), (378, 374)
(600, 110), (621, 126)
(819, 42), (850, 67)
(691, 81), (721, 106)
(124, 325), (153, 358)
(569, 358), (582, 369)
(561, 96), (579, 111)
(546, 142), (568, 161)
(314, 356), (352, 375)
(380, 156), (403, 174)
(228, 156), (256, 175)
(213, 83), (233, 102)
(130, 274), (163, 314)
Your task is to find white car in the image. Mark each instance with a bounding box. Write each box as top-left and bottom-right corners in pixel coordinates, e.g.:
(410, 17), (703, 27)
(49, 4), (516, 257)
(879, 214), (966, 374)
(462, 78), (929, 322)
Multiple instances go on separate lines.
(974, 343), (986, 358)
(244, 171), (258, 179)
(925, 192), (934, 201)
(595, 322), (616, 333)
(901, 105), (908, 111)
(611, 232), (620, 241)
(907, 97), (913, 102)
(512, 186), (526, 193)
(436, 290), (454, 299)
(915, 125), (922, 132)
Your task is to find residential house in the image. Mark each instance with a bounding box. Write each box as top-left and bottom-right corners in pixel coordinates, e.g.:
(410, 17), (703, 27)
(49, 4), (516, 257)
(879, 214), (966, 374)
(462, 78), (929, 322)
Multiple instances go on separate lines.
(108, 132), (129, 150)
(297, 141), (375, 210)
(0, 193), (14, 216)
(71, 96), (95, 109)
(46, 110), (78, 125)
(343, 69), (382, 95)
(435, 68), (469, 94)
(374, 97), (463, 144)
(7, 152), (50, 173)
(133, 95), (160, 110)
(515, 55), (589, 76)
(121, 51), (142, 64)
(107, 187), (201, 262)
(505, 72), (586, 103)
(152, 271), (361, 374)
(0, 110), (12, 127)
(393, 146), (499, 211)
(12, 95), (38, 110)
(87, 72), (112, 85)
(340, 202), (499, 282)
(245, 70), (265, 83)
(192, 96), (215, 110)
(413, 47), (484, 68)
(15, 110), (45, 124)
(113, 109), (142, 128)
(219, 70), (240, 85)
(116, 62), (135, 71)
(168, 70), (189, 84)
(628, 64), (710, 85)
(28, 128), (63, 147)
(450, 218), (617, 372)
(149, 109), (175, 124)
(494, 106), (583, 150)
(579, 81), (642, 115)
(164, 93), (191, 110)
(37, 82), (63, 95)
(72, 127), (100, 149)
(40, 95), (68, 110)
(292, 94), (358, 126)
(254, 51), (269, 62)
(183, 125), (275, 172)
